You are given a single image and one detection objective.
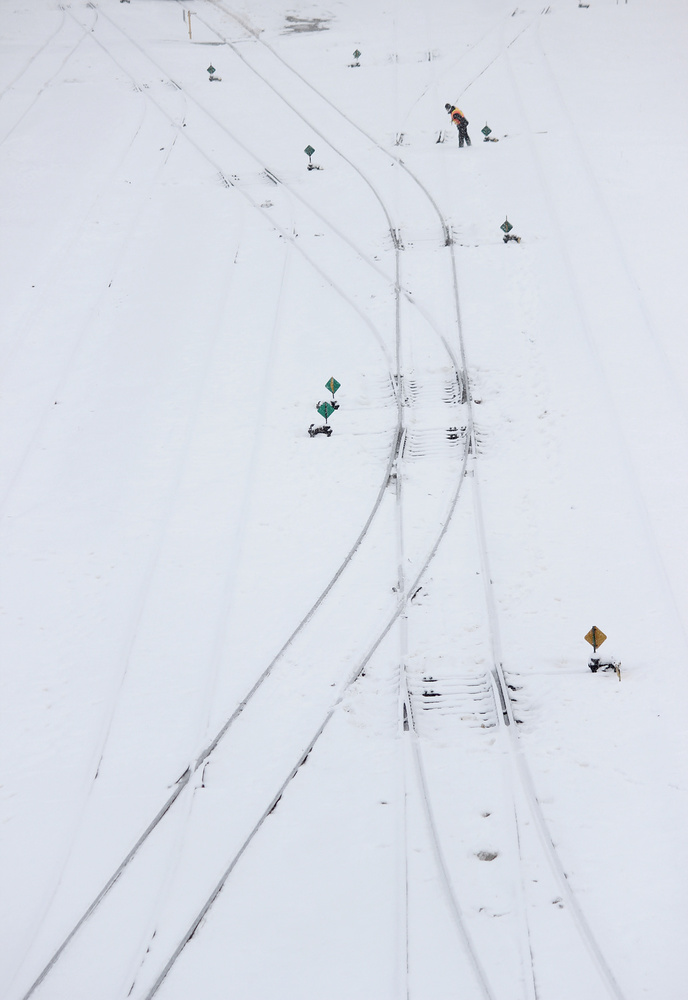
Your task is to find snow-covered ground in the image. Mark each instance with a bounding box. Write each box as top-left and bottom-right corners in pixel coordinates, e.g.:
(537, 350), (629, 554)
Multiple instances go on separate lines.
(1, 1), (687, 998)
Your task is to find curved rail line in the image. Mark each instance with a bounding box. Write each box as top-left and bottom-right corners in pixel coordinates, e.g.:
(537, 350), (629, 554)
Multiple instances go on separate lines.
(0, 9), (96, 147)
(192, 0), (470, 390)
(23, 6), (590, 1000)
(15, 8), (475, 1000)
(480, 22), (636, 999)
(392, 11), (630, 997)
(13, 17), (400, 1000)
(316, 5), (630, 991)
(141, 420), (472, 999)
(0, 7), (68, 104)
(400, 15), (628, 993)
(97, 0), (465, 370)
(18, 6), (630, 1000)
(122, 3), (483, 994)
(203, 5), (632, 996)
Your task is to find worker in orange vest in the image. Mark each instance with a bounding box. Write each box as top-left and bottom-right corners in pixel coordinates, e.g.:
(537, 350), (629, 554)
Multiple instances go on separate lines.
(445, 104), (471, 147)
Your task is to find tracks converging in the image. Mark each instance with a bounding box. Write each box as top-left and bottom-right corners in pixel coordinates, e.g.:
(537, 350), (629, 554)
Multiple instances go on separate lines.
(10, 4), (629, 1000)
(15, 4), (469, 999)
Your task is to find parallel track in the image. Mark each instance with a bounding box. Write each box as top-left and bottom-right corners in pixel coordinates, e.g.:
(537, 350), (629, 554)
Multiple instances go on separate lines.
(16, 5), (628, 1000)
(17, 5), (471, 998)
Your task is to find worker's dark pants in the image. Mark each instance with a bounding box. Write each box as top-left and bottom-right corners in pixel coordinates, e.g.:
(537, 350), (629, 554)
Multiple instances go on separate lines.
(458, 127), (471, 147)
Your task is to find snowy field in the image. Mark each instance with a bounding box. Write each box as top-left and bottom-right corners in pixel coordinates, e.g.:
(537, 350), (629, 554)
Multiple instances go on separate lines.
(1, 0), (687, 998)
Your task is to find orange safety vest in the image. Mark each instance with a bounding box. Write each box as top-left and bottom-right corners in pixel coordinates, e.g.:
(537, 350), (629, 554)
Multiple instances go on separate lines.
(450, 108), (466, 126)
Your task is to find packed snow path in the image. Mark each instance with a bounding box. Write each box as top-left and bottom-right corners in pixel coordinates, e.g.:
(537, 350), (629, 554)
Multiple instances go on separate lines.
(2, 2), (687, 999)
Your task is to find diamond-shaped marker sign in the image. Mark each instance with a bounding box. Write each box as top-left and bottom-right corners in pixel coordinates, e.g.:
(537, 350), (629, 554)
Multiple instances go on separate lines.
(500, 218), (513, 234)
(207, 65), (216, 75)
(317, 401), (335, 421)
(481, 124), (492, 137)
(326, 377), (341, 395)
(304, 145), (315, 158)
(585, 626), (607, 651)
(353, 49), (361, 59)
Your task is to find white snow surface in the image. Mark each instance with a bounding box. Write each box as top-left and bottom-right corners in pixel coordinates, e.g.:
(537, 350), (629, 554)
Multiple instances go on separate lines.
(1, 0), (687, 998)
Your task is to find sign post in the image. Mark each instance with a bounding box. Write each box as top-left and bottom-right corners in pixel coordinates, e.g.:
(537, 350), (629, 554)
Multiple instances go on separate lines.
(584, 626), (620, 679)
(317, 401), (335, 423)
(584, 626), (607, 652)
(501, 217), (521, 244)
(325, 376), (341, 401)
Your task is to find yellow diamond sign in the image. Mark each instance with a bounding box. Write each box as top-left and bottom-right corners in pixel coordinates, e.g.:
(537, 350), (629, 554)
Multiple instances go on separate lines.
(585, 626), (607, 650)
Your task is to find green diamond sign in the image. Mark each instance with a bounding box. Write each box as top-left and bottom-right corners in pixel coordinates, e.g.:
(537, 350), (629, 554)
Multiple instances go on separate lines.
(304, 145), (315, 158)
(326, 377), (341, 395)
(353, 49), (361, 59)
(207, 65), (216, 75)
(481, 124), (492, 136)
(500, 218), (513, 233)
(317, 401), (335, 421)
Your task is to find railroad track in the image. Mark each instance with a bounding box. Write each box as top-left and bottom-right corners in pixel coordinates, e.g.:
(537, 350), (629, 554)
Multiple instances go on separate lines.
(14, 5), (471, 999)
